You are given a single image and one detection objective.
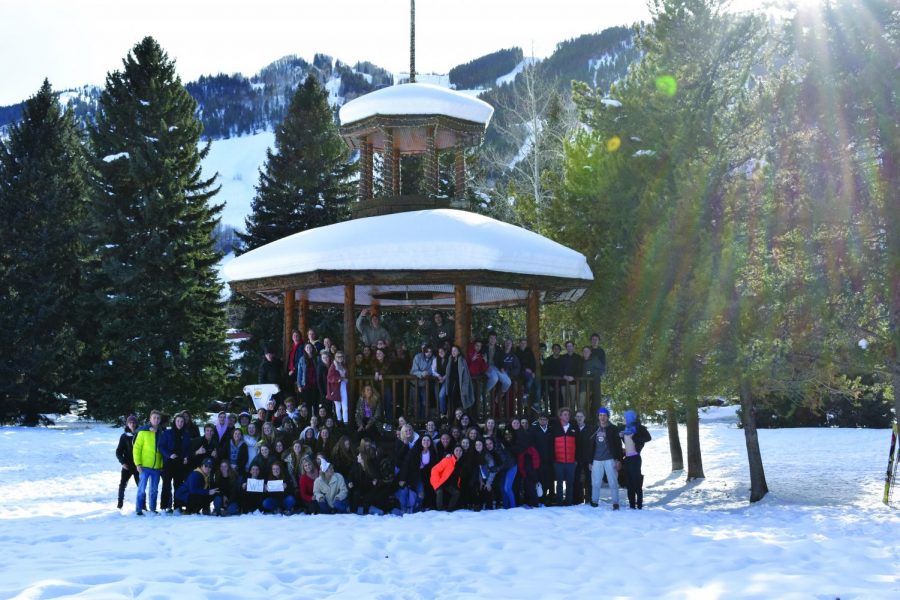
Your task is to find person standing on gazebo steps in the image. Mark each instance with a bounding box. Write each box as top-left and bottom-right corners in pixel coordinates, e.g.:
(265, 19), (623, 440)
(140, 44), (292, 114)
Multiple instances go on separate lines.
(356, 308), (391, 348)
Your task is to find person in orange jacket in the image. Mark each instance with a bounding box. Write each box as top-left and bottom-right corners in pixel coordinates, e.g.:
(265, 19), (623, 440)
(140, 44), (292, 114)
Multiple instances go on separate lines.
(430, 445), (464, 511)
(552, 407), (579, 505)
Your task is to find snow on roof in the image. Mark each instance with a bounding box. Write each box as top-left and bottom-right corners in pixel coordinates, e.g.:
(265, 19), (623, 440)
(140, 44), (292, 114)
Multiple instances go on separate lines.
(339, 83), (494, 126)
(224, 208), (592, 283)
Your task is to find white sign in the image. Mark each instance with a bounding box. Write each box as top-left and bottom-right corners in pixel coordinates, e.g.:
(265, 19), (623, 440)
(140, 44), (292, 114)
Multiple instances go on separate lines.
(246, 478), (264, 493)
(243, 384), (280, 410)
(266, 480), (284, 492)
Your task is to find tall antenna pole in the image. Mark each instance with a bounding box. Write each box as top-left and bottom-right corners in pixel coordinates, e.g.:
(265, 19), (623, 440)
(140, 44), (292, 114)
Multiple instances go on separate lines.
(410, 0), (416, 83)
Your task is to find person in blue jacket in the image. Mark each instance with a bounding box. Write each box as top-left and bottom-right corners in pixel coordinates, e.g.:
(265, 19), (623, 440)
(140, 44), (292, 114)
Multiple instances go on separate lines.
(174, 457), (217, 514)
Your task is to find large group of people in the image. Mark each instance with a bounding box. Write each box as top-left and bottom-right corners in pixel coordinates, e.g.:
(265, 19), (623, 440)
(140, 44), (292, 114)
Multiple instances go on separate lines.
(118, 400), (651, 517)
(260, 311), (609, 425)
(116, 311), (653, 517)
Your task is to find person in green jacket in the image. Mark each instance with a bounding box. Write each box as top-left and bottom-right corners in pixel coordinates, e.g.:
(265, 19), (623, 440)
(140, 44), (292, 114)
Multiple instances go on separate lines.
(133, 410), (164, 515)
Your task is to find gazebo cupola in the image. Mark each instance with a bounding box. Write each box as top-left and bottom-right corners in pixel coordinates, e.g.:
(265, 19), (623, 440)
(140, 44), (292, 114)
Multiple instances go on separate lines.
(339, 82), (494, 218)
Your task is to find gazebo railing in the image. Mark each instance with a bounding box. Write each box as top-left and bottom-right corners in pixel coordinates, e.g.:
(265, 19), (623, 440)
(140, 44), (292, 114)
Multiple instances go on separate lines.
(346, 375), (600, 426)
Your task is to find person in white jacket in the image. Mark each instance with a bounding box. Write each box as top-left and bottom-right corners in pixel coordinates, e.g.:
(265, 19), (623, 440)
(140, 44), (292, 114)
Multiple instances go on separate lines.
(313, 458), (349, 514)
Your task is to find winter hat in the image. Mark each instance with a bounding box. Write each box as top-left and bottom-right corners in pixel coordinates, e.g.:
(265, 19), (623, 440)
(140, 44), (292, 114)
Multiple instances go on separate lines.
(598, 407), (610, 416)
(202, 458), (214, 468)
(319, 457), (332, 472)
(126, 415), (137, 424)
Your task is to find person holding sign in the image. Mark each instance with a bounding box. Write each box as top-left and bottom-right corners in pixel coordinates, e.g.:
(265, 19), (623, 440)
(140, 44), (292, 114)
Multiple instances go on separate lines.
(261, 462), (297, 515)
(241, 464), (265, 513)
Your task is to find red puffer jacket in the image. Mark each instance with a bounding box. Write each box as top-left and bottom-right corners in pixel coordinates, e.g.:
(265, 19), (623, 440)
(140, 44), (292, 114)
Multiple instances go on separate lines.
(553, 422), (578, 464)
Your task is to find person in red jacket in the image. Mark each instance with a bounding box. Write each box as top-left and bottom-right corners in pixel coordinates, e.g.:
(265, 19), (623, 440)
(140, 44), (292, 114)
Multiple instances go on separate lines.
(430, 445), (464, 511)
(552, 407), (578, 505)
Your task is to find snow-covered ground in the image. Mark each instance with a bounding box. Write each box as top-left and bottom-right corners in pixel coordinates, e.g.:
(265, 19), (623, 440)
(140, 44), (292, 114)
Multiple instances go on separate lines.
(1, 407), (898, 599)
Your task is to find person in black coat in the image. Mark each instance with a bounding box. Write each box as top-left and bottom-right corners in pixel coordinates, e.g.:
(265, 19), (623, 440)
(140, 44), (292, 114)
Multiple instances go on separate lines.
(190, 423), (219, 469)
(115, 415), (139, 509)
(530, 413), (555, 505)
(159, 414), (192, 512)
(573, 409), (596, 505)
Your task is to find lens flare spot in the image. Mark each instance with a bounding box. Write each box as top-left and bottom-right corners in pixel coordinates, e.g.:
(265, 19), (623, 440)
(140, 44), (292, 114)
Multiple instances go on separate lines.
(655, 75), (677, 97)
(606, 136), (622, 152)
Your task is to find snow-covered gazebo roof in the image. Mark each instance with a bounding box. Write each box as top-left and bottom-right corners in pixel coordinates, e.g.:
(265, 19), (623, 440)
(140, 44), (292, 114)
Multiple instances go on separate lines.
(339, 83), (494, 153)
(225, 209), (593, 308)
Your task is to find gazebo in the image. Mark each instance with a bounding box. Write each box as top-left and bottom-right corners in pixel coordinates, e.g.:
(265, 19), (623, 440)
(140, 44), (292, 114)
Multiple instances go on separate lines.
(225, 77), (594, 417)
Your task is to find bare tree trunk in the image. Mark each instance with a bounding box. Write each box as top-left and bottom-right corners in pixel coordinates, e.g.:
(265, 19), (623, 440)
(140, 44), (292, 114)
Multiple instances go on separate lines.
(740, 378), (768, 502)
(667, 402), (684, 471)
(684, 370), (705, 480)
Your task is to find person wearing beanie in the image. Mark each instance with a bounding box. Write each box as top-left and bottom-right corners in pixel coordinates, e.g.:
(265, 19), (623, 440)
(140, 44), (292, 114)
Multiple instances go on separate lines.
(313, 457), (349, 514)
(589, 407), (624, 510)
(620, 410), (652, 509)
(115, 415), (140, 510)
(174, 457), (217, 514)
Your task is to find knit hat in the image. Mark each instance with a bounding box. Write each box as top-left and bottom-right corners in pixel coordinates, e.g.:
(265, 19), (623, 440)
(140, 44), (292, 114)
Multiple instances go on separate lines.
(202, 458), (214, 468)
(126, 414), (137, 424)
(319, 457), (332, 472)
(598, 407), (610, 416)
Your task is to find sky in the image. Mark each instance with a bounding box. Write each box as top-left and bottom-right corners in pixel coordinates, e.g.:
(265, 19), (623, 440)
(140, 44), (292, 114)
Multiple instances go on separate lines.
(0, 0), (653, 106)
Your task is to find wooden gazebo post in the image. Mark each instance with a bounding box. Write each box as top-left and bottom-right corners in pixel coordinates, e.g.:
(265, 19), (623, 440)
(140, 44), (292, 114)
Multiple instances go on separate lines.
(454, 284), (469, 352)
(343, 285), (356, 361)
(526, 290), (541, 378)
(283, 290), (295, 361)
(298, 296), (309, 341)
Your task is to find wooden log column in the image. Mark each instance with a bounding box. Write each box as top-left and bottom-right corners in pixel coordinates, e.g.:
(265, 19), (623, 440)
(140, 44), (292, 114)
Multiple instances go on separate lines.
(425, 126), (438, 198)
(343, 285), (356, 361)
(392, 147), (401, 196)
(358, 140), (371, 201)
(299, 296), (309, 341)
(526, 290), (541, 378)
(455, 148), (466, 200)
(283, 290), (296, 362)
(454, 284), (469, 352)
(383, 128), (396, 195)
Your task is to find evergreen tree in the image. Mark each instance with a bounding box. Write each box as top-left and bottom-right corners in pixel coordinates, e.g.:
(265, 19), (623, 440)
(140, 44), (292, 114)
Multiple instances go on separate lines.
(0, 80), (91, 424)
(235, 74), (355, 382)
(84, 37), (228, 420)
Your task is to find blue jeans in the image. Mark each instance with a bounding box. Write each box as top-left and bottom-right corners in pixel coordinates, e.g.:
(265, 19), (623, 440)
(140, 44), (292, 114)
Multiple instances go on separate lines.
(317, 499), (349, 514)
(485, 366), (511, 394)
(262, 495), (297, 513)
(554, 462), (576, 505)
(501, 466), (517, 509)
(396, 486), (421, 513)
(212, 496), (240, 515)
(136, 467), (160, 513)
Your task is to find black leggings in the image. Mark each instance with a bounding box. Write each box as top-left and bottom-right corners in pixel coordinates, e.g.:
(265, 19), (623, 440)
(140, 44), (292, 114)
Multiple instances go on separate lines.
(623, 455), (644, 509)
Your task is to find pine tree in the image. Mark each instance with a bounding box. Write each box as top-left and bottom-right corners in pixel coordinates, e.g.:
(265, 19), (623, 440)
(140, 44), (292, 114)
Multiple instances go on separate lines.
(0, 80), (91, 425)
(235, 74), (355, 382)
(84, 37), (228, 419)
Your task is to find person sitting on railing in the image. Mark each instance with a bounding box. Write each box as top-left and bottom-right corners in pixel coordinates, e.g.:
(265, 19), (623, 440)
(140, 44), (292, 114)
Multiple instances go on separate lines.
(515, 338), (541, 411)
(500, 339), (522, 414)
(483, 332), (512, 401)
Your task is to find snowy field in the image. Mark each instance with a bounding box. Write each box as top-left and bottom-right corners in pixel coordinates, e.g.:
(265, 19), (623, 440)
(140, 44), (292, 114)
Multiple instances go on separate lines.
(1, 407), (898, 599)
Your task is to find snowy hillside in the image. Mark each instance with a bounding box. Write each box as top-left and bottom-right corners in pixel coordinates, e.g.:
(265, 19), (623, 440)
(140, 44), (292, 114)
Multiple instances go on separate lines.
(1, 409), (897, 598)
(201, 130), (274, 229)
